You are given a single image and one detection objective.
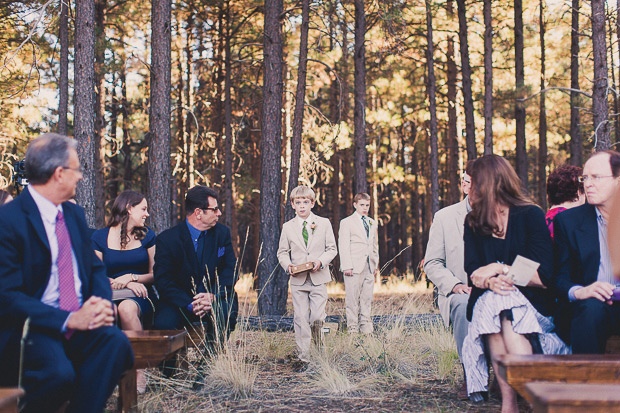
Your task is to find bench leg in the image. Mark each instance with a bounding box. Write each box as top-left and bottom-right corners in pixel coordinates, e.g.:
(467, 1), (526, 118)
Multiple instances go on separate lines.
(118, 369), (138, 413)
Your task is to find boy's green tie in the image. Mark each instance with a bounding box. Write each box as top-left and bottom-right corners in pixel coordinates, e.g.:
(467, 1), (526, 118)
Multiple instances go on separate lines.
(362, 216), (370, 238)
(302, 221), (308, 246)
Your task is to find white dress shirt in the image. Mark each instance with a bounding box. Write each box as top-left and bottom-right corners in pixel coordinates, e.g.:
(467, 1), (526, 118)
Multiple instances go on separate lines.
(29, 186), (82, 308)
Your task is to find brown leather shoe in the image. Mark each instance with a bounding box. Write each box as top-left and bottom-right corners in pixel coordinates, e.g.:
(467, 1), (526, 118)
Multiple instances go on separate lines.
(457, 381), (469, 400)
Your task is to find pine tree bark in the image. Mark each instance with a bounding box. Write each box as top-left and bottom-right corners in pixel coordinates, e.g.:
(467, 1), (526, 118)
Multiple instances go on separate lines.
(447, 0), (459, 205)
(538, 0), (547, 209)
(74, 0), (97, 227)
(514, 0), (528, 190)
(285, 0), (309, 222)
(147, 0), (172, 234)
(94, 0), (106, 228)
(456, 0), (475, 161)
(592, 0), (610, 150)
(223, 6), (234, 230)
(58, 0), (69, 135)
(426, 0), (440, 215)
(483, 0), (493, 154)
(257, 0), (287, 316)
(121, 60), (132, 189)
(354, 0), (367, 194)
(609, 13), (620, 145)
(340, 9), (353, 214)
(570, 0), (582, 165)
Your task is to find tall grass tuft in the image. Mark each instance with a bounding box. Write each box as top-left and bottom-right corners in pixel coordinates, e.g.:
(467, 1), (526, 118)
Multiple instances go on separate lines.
(207, 344), (258, 399)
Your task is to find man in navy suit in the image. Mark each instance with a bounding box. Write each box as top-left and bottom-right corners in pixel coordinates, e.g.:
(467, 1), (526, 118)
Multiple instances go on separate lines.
(154, 186), (238, 342)
(0, 134), (133, 412)
(554, 150), (620, 353)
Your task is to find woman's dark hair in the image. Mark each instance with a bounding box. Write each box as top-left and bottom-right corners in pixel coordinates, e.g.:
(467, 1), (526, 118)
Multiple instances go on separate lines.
(546, 165), (583, 207)
(0, 189), (11, 205)
(107, 190), (147, 249)
(466, 155), (534, 237)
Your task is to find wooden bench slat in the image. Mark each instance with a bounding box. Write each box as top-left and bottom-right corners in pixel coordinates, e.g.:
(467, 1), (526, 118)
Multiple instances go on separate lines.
(495, 354), (620, 402)
(525, 382), (620, 413)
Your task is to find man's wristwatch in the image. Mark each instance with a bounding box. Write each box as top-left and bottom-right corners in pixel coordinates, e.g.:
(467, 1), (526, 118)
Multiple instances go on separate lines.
(131, 273), (139, 282)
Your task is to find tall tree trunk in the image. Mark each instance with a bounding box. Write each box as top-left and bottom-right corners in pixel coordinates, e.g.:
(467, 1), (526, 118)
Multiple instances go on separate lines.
(328, 0), (341, 276)
(617, 0), (620, 144)
(570, 0), (582, 165)
(108, 72), (119, 200)
(410, 124), (421, 271)
(224, 3), (235, 231)
(185, 11), (195, 190)
(257, 0), (286, 316)
(58, 0), (69, 135)
(426, 0), (439, 215)
(483, 0), (493, 154)
(609, 10), (620, 145)
(514, 0), (528, 190)
(354, 0), (367, 193)
(121, 60), (132, 189)
(176, 36), (186, 217)
(340, 8), (353, 214)
(94, 0), (106, 228)
(456, 0), (476, 160)
(538, 0), (547, 209)
(592, 0), (610, 150)
(148, 0), (172, 234)
(74, 0), (97, 227)
(285, 0), (309, 222)
(447, 0), (459, 205)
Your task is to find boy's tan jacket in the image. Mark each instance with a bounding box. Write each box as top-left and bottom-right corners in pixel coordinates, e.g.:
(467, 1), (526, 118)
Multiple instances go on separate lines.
(338, 213), (379, 274)
(277, 215), (338, 286)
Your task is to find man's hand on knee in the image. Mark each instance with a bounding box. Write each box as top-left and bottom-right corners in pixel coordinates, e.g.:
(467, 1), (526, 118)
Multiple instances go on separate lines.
(574, 281), (615, 303)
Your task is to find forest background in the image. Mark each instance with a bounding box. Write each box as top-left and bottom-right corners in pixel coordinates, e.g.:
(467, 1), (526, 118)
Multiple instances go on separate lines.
(0, 0), (615, 315)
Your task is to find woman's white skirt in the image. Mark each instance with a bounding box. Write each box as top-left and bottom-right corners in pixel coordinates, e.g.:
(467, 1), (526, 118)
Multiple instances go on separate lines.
(462, 289), (570, 399)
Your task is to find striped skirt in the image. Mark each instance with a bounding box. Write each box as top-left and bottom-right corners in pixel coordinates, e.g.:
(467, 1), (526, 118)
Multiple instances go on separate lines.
(462, 289), (570, 400)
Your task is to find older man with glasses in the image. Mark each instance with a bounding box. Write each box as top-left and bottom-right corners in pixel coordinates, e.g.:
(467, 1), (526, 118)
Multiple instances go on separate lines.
(153, 186), (238, 354)
(553, 150), (620, 353)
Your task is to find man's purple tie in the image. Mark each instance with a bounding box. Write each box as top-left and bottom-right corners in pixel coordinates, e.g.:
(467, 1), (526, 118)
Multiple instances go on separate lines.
(56, 211), (79, 338)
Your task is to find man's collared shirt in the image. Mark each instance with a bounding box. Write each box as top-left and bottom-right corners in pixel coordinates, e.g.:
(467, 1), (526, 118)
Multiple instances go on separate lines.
(186, 219), (202, 252)
(568, 206), (616, 301)
(29, 186), (82, 309)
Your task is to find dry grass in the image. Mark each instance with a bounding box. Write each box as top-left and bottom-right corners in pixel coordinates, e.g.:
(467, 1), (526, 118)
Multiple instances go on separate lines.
(106, 274), (515, 412)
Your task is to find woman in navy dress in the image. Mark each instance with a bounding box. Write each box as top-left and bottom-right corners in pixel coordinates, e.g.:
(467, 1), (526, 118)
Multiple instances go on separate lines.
(92, 190), (156, 392)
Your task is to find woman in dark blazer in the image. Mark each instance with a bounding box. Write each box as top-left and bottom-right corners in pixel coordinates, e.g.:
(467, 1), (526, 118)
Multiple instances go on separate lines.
(461, 155), (568, 411)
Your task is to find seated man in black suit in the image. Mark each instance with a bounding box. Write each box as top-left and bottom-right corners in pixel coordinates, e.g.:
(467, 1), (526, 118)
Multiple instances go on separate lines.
(554, 150), (620, 353)
(153, 186), (238, 344)
(0, 133), (133, 412)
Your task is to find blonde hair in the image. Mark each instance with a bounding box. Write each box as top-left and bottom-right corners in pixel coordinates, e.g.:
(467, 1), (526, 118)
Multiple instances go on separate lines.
(353, 192), (370, 203)
(290, 185), (316, 202)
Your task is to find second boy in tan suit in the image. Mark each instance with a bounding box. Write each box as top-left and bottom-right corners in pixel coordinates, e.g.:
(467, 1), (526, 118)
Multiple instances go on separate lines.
(338, 193), (379, 334)
(277, 186), (337, 362)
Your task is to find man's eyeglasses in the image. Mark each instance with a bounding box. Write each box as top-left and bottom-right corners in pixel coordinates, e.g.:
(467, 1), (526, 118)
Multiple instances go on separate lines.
(62, 165), (84, 174)
(578, 175), (615, 183)
(203, 206), (220, 213)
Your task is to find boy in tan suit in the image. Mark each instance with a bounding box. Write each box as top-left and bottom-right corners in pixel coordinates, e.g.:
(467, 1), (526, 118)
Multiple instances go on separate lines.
(338, 193), (379, 334)
(277, 186), (338, 362)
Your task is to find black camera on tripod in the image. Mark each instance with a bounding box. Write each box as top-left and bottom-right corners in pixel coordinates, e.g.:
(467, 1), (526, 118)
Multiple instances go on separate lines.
(13, 160), (28, 192)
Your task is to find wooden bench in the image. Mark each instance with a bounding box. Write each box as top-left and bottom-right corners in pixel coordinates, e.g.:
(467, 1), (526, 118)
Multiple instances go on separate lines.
(525, 381), (620, 412)
(0, 388), (24, 413)
(119, 330), (187, 413)
(494, 354), (620, 402)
